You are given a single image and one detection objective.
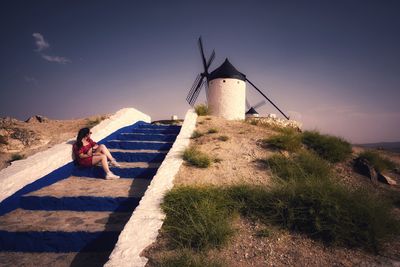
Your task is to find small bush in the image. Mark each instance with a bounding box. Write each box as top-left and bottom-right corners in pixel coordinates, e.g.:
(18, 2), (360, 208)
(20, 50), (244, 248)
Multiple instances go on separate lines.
(162, 187), (234, 250)
(191, 131), (204, 139)
(207, 128), (218, 134)
(10, 153), (24, 162)
(0, 135), (8, 145)
(183, 147), (211, 168)
(159, 249), (224, 267)
(86, 116), (105, 128)
(213, 157), (223, 163)
(218, 135), (229, 142)
(302, 131), (352, 163)
(358, 151), (397, 172)
(195, 104), (209, 116)
(266, 151), (331, 182)
(263, 130), (302, 152)
(255, 228), (271, 238)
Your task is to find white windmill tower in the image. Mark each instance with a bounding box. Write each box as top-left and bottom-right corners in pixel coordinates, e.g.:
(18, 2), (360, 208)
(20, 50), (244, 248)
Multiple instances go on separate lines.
(186, 37), (290, 121)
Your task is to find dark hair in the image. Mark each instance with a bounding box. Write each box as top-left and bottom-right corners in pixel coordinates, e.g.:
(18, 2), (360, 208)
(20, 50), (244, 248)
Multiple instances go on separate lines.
(76, 127), (90, 149)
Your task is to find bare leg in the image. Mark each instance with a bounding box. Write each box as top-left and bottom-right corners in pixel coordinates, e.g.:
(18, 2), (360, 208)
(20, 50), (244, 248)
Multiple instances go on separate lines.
(94, 144), (115, 162)
(92, 154), (110, 173)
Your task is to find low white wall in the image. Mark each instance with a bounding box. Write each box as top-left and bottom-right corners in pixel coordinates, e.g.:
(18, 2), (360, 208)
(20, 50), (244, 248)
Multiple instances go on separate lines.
(105, 109), (198, 267)
(0, 108), (151, 203)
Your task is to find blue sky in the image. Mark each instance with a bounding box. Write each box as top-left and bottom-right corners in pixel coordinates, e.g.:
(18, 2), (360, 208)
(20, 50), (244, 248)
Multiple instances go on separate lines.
(1, 0), (399, 143)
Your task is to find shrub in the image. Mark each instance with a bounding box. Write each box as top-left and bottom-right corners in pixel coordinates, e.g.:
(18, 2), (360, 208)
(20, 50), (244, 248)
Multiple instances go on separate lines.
(10, 153), (24, 162)
(218, 135), (229, 142)
(207, 128), (218, 134)
(0, 135), (8, 145)
(10, 128), (34, 146)
(357, 150), (397, 172)
(183, 147), (211, 168)
(86, 116), (105, 128)
(302, 131), (352, 163)
(263, 130), (302, 152)
(159, 249), (224, 267)
(191, 130), (204, 139)
(266, 151), (331, 182)
(162, 187), (234, 251)
(195, 104), (209, 116)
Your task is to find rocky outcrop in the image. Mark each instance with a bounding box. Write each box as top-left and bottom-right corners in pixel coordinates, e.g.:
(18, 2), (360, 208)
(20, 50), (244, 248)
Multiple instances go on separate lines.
(247, 115), (302, 131)
(354, 158), (378, 183)
(354, 157), (398, 186)
(25, 115), (49, 123)
(377, 173), (397, 186)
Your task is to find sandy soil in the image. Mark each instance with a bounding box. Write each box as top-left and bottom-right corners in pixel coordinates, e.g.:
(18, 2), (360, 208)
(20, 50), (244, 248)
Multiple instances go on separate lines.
(144, 115), (400, 267)
(0, 114), (108, 171)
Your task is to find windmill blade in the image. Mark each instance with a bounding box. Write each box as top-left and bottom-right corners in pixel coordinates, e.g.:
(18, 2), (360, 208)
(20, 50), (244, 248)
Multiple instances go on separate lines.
(189, 79), (206, 106)
(246, 78), (290, 120)
(253, 100), (267, 109)
(198, 37), (208, 73)
(206, 50), (215, 69)
(187, 75), (205, 105)
(245, 98), (251, 110)
(186, 74), (201, 103)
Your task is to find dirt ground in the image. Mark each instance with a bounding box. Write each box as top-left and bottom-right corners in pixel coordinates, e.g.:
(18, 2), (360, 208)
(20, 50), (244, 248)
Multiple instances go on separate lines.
(0, 114), (108, 171)
(144, 115), (400, 267)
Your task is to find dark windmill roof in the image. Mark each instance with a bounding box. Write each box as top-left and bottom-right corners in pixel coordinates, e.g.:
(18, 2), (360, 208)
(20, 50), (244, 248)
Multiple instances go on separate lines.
(209, 58), (246, 81)
(246, 107), (258, 115)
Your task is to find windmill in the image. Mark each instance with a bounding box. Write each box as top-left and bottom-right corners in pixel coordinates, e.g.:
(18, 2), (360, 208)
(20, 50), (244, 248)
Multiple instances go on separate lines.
(186, 37), (289, 120)
(245, 99), (266, 118)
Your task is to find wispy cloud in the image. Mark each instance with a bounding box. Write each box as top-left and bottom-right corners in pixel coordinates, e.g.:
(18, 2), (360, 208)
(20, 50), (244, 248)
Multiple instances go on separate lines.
(32, 33), (49, 51)
(32, 32), (71, 64)
(41, 54), (71, 64)
(24, 76), (38, 84)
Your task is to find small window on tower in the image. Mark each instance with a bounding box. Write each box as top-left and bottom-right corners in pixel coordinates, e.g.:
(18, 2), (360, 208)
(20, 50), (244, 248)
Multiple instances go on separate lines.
(237, 81), (240, 84)
(223, 80), (226, 83)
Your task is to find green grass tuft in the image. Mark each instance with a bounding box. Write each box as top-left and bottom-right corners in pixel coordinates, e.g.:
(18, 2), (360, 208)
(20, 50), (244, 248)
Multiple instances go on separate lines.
(195, 104), (209, 116)
(183, 147), (211, 168)
(162, 187), (234, 251)
(217, 135), (229, 142)
(301, 131), (352, 163)
(191, 130), (204, 139)
(266, 151), (332, 182)
(263, 129), (302, 152)
(207, 128), (218, 134)
(227, 182), (398, 252)
(10, 153), (24, 162)
(159, 249), (224, 267)
(357, 150), (397, 172)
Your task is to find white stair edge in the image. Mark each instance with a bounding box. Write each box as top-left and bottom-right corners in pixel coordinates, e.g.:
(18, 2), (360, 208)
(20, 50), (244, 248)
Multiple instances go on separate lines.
(0, 108), (151, 203)
(105, 109), (197, 267)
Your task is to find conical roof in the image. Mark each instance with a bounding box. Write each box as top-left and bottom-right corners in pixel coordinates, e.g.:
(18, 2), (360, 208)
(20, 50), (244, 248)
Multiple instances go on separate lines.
(209, 58), (246, 81)
(245, 107), (258, 115)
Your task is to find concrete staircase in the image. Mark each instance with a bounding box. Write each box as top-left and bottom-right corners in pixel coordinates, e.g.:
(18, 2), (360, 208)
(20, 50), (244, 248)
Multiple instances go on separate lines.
(0, 122), (181, 267)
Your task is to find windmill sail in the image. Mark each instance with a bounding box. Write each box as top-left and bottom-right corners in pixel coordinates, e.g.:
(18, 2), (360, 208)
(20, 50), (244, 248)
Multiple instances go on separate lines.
(246, 78), (290, 120)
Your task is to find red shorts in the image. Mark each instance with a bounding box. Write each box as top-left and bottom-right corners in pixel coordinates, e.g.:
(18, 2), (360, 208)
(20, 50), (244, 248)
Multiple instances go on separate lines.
(77, 157), (93, 167)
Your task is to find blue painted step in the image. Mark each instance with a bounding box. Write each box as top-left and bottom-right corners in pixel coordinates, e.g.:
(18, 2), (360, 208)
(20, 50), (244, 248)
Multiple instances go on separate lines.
(117, 133), (177, 142)
(129, 128), (181, 134)
(111, 152), (166, 162)
(72, 166), (158, 179)
(106, 141), (173, 150)
(20, 196), (140, 212)
(0, 230), (119, 252)
(137, 124), (181, 129)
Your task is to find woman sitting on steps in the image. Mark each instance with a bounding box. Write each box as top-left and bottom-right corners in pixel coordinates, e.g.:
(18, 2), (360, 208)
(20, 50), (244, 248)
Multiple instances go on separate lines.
(73, 127), (121, 180)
